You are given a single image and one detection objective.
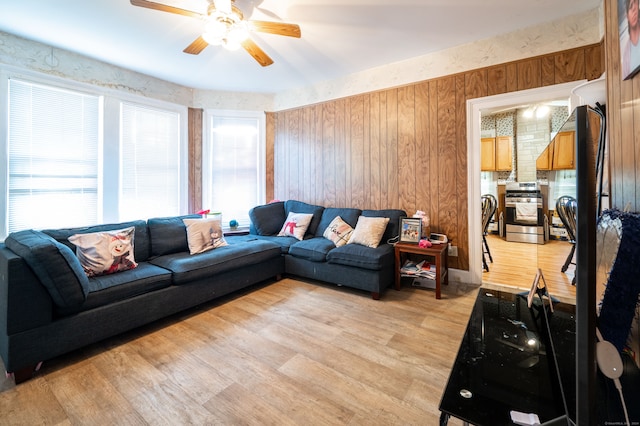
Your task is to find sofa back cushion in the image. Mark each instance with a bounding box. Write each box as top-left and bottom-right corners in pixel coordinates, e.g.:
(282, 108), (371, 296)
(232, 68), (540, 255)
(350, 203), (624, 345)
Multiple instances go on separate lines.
(285, 200), (324, 237)
(147, 214), (201, 257)
(4, 230), (90, 308)
(362, 209), (407, 243)
(249, 201), (285, 235)
(316, 207), (362, 237)
(43, 220), (150, 262)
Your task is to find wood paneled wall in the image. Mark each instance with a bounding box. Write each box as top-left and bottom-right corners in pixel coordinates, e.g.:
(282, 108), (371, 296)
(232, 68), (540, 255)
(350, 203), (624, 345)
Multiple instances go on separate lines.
(270, 43), (603, 271)
(605, 0), (640, 210)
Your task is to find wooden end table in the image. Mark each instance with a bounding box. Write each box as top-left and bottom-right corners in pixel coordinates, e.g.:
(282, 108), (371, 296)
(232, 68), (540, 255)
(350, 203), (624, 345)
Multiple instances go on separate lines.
(394, 242), (448, 299)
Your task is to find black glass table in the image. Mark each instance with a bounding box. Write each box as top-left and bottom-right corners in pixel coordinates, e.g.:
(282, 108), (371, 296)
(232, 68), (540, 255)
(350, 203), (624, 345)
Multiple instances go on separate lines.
(439, 288), (576, 426)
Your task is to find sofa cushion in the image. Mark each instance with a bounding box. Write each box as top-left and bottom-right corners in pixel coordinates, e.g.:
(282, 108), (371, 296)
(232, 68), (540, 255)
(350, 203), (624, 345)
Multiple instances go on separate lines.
(43, 220), (150, 263)
(316, 207), (361, 237)
(322, 216), (354, 247)
(147, 214), (201, 257)
(183, 217), (228, 254)
(289, 238), (336, 262)
(362, 209), (407, 243)
(347, 216), (390, 248)
(56, 262), (173, 315)
(149, 240), (282, 285)
(284, 200), (324, 236)
(327, 243), (394, 271)
(4, 230), (90, 308)
(249, 201), (285, 235)
(247, 235), (298, 253)
(68, 227), (138, 277)
(277, 212), (313, 240)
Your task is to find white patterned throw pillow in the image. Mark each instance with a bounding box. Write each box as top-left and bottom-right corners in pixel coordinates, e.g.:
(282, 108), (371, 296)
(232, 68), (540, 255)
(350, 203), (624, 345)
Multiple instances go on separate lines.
(347, 216), (390, 248)
(278, 212), (314, 240)
(323, 216), (354, 247)
(68, 227), (138, 277)
(183, 218), (228, 255)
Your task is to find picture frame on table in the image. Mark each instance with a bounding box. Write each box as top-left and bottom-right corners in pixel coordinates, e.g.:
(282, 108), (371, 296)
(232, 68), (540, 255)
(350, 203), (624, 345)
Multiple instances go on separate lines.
(619, 0), (640, 80)
(399, 217), (422, 244)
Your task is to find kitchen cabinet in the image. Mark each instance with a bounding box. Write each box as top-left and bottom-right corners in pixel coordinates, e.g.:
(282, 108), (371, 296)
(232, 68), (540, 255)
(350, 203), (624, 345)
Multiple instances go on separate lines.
(495, 136), (512, 171)
(481, 138), (496, 171)
(481, 136), (512, 171)
(552, 131), (575, 169)
(536, 130), (575, 170)
(536, 143), (553, 170)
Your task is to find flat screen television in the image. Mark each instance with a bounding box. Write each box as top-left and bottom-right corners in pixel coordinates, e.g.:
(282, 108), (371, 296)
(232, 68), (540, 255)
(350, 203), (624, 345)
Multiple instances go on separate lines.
(536, 104), (605, 425)
(574, 104), (601, 424)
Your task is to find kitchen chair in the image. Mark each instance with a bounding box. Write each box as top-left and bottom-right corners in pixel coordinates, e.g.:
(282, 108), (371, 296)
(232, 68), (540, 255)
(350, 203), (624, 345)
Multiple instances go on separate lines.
(481, 194), (497, 272)
(556, 195), (577, 285)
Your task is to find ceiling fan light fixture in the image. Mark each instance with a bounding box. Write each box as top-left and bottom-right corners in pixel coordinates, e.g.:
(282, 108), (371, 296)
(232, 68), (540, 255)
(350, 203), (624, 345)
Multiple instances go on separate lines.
(226, 22), (249, 43)
(130, 0), (299, 65)
(202, 10), (248, 50)
(223, 40), (242, 51)
(202, 19), (227, 45)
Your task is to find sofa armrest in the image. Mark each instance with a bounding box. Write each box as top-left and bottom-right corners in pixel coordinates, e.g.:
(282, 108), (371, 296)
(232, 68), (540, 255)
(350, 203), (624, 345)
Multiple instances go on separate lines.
(0, 245), (53, 335)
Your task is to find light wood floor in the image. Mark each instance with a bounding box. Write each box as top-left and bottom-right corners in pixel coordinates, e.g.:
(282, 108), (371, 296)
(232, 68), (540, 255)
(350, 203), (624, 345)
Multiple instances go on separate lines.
(482, 234), (577, 303)
(0, 278), (482, 425)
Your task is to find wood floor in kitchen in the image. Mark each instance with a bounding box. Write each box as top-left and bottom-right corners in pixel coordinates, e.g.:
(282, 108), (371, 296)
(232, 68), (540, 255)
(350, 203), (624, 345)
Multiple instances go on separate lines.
(481, 234), (577, 303)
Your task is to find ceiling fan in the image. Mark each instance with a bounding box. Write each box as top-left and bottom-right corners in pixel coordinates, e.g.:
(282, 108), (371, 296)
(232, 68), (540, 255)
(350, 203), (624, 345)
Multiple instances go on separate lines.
(130, 0), (301, 66)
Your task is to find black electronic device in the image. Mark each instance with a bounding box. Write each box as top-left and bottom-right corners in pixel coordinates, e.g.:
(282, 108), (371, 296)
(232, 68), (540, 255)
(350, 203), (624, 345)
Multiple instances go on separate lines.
(535, 104), (606, 425)
(429, 233), (448, 244)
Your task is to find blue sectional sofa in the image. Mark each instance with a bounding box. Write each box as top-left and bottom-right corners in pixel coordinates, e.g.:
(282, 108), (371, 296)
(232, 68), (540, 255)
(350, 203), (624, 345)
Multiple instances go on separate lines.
(245, 200), (406, 300)
(0, 201), (405, 383)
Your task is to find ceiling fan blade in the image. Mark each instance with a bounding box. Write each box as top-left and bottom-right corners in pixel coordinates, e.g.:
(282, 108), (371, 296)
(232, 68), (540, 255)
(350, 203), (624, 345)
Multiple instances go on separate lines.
(241, 39), (274, 67)
(213, 0), (232, 14)
(130, 0), (202, 18)
(249, 21), (301, 38)
(183, 36), (209, 55)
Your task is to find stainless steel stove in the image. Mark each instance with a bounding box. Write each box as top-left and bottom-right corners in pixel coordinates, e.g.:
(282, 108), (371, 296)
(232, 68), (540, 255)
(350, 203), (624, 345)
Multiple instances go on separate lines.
(504, 182), (545, 244)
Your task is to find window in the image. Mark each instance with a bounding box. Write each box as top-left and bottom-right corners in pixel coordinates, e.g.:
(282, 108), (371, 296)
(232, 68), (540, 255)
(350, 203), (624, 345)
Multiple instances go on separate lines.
(6, 78), (101, 234)
(1, 74), (188, 240)
(202, 111), (265, 228)
(120, 102), (182, 221)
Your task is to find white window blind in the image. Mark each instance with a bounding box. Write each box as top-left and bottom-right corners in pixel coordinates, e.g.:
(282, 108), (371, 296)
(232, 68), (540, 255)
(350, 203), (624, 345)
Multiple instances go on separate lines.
(7, 79), (100, 233)
(203, 113), (263, 228)
(120, 102), (181, 221)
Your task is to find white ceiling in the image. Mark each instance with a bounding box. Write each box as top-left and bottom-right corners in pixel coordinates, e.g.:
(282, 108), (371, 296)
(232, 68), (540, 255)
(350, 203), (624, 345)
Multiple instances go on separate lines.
(0, 0), (601, 94)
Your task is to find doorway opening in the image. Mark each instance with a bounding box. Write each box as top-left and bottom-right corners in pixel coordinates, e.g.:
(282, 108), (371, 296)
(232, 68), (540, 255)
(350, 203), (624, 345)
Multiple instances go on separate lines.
(466, 81), (586, 291)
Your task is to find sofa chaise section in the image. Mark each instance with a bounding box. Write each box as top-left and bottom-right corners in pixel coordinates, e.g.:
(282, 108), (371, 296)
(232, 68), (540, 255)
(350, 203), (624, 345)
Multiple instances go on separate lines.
(0, 216), (284, 383)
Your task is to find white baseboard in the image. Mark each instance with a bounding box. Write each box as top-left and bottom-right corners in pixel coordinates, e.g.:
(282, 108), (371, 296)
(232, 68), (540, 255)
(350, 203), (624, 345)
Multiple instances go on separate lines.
(448, 268), (476, 285)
